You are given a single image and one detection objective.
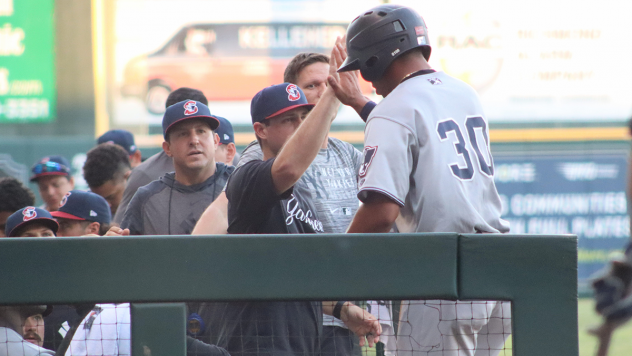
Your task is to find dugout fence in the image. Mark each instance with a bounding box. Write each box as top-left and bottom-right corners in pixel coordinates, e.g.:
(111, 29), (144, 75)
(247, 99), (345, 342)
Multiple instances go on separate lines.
(0, 233), (578, 356)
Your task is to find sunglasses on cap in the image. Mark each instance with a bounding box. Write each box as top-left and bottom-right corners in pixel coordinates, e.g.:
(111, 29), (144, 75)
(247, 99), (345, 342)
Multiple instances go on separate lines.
(32, 162), (71, 175)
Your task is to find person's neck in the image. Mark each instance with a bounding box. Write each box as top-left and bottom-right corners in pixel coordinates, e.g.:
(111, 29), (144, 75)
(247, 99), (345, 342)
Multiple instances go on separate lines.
(174, 162), (217, 186)
(383, 56), (432, 96)
(262, 144), (276, 161)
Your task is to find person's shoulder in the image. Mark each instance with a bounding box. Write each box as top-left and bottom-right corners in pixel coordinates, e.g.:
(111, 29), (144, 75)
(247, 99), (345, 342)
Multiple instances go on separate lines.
(131, 176), (169, 202)
(327, 137), (361, 156)
(232, 159), (268, 177)
(216, 162), (236, 176)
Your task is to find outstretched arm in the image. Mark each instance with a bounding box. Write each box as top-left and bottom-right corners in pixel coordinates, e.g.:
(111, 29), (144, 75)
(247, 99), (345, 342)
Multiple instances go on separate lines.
(192, 192), (229, 235)
(322, 301), (382, 347)
(271, 38), (342, 194)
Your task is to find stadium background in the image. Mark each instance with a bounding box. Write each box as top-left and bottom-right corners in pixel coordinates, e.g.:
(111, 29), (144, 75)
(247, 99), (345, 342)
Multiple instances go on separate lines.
(0, 0), (631, 354)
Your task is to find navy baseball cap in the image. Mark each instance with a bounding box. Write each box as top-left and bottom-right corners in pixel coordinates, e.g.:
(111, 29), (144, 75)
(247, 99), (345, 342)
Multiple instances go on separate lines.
(30, 155), (72, 182)
(50, 190), (111, 224)
(163, 100), (220, 139)
(98, 129), (138, 155)
(5, 207), (59, 237)
(250, 83), (314, 124)
(215, 116), (234, 145)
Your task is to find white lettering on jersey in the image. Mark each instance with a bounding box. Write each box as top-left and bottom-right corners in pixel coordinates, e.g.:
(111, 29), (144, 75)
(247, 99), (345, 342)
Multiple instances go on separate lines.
(285, 194), (324, 232)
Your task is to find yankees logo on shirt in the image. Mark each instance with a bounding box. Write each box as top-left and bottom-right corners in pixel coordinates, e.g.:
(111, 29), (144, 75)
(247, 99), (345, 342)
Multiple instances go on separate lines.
(285, 194), (323, 232)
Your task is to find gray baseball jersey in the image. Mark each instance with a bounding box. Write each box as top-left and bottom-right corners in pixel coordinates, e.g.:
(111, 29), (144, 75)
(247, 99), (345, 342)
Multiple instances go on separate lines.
(358, 71), (509, 234)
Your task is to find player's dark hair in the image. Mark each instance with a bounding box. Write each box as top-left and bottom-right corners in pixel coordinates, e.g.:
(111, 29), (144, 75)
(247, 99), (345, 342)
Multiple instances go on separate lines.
(166, 87), (208, 108)
(0, 177), (35, 213)
(83, 143), (132, 188)
(283, 53), (330, 84)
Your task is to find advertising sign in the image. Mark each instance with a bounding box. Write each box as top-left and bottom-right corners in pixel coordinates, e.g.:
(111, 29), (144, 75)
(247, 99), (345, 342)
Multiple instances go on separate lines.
(108, 0), (632, 128)
(494, 154), (630, 289)
(0, 0), (56, 123)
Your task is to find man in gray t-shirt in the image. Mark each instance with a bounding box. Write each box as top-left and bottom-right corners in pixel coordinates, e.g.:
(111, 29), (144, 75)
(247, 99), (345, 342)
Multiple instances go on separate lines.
(234, 137), (361, 234)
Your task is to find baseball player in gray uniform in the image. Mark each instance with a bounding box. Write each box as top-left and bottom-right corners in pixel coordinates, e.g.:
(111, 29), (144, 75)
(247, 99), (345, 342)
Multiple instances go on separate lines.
(335, 4), (511, 356)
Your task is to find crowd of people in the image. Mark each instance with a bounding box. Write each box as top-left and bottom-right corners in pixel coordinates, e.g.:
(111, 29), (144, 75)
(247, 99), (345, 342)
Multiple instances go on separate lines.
(0, 4), (523, 356)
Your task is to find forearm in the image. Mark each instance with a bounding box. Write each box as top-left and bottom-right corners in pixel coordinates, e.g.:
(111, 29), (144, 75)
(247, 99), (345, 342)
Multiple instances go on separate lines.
(322, 301), (352, 318)
(272, 88), (339, 193)
(192, 192), (229, 235)
(347, 195), (400, 233)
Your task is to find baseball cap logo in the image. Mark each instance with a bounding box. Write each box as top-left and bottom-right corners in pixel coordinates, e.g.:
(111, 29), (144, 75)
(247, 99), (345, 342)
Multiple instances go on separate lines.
(224, 134), (230, 140)
(22, 207), (37, 221)
(59, 192), (71, 208)
(183, 100), (199, 116)
(286, 84), (300, 101)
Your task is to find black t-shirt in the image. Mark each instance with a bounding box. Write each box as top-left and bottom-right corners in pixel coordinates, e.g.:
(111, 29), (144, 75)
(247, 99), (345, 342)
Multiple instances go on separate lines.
(226, 158), (324, 234)
(218, 158), (323, 356)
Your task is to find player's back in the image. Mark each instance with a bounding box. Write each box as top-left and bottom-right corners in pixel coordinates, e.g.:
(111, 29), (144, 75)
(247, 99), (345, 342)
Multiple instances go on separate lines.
(361, 71), (509, 234)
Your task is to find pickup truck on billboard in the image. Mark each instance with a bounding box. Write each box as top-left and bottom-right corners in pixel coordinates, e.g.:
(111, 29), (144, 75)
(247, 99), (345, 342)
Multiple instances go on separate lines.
(121, 22), (373, 114)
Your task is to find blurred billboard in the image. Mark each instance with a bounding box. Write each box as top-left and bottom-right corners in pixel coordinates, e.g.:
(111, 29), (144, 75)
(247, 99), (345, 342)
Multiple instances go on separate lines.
(104, 0), (632, 131)
(0, 0), (56, 123)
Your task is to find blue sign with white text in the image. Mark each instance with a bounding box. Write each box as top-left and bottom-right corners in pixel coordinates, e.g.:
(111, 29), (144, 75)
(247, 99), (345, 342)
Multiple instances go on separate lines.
(493, 154), (629, 289)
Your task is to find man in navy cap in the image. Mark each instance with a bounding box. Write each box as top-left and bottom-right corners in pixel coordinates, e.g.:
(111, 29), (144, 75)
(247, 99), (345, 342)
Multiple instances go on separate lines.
(30, 155), (75, 212)
(203, 61), (381, 356)
(4, 206), (59, 238)
(50, 190), (112, 237)
(112, 87), (208, 225)
(213, 116), (236, 166)
(97, 129), (143, 168)
(121, 100), (234, 235)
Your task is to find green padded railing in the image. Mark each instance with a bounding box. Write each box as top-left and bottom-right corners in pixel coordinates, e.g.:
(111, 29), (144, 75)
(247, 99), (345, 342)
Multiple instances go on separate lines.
(0, 233), (578, 356)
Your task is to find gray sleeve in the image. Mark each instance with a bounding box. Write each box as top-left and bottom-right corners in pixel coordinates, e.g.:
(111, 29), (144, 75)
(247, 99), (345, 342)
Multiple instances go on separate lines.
(357, 118), (415, 206)
(113, 169), (154, 224)
(120, 191), (145, 235)
(236, 141), (263, 168)
(186, 337), (230, 356)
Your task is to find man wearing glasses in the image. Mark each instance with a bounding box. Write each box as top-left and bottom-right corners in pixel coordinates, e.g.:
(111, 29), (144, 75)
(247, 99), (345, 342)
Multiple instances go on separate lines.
(30, 156), (75, 212)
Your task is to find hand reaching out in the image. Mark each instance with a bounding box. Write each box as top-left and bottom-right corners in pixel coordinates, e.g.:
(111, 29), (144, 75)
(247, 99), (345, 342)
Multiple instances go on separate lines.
(327, 36), (370, 115)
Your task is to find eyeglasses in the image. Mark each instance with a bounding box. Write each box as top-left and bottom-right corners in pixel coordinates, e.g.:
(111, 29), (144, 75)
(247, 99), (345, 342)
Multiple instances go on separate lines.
(32, 162), (70, 175)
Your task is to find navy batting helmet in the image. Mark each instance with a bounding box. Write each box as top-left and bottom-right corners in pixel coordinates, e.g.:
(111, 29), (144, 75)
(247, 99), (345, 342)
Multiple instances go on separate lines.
(338, 4), (431, 82)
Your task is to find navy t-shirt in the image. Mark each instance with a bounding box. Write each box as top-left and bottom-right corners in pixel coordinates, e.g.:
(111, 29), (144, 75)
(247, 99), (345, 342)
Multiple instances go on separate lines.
(216, 158), (323, 356)
(226, 158), (324, 234)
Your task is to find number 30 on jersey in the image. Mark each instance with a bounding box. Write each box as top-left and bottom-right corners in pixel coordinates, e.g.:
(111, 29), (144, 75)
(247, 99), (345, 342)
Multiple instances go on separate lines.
(436, 116), (494, 181)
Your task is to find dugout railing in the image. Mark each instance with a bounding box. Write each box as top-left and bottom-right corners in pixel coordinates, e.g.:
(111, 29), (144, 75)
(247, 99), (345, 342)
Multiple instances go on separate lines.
(0, 233), (578, 356)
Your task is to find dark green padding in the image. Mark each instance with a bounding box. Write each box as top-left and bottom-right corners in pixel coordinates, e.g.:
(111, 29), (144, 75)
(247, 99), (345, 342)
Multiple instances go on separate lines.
(459, 234), (578, 356)
(0, 233), (457, 304)
(131, 303), (186, 356)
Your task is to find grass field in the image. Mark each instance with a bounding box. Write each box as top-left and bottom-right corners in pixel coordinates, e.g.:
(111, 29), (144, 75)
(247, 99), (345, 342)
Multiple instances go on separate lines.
(365, 298), (632, 356)
(498, 298), (632, 356)
(578, 298), (632, 356)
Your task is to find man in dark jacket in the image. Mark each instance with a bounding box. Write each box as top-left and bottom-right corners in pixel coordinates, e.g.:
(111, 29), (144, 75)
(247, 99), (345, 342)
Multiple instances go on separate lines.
(121, 100), (233, 235)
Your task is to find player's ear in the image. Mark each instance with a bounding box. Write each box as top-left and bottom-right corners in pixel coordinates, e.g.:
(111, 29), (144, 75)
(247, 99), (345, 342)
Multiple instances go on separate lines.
(86, 222), (100, 235)
(253, 122), (267, 141)
(68, 176), (75, 189)
(226, 143), (236, 164)
(214, 132), (220, 147)
(162, 141), (173, 157)
(131, 150), (142, 166)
